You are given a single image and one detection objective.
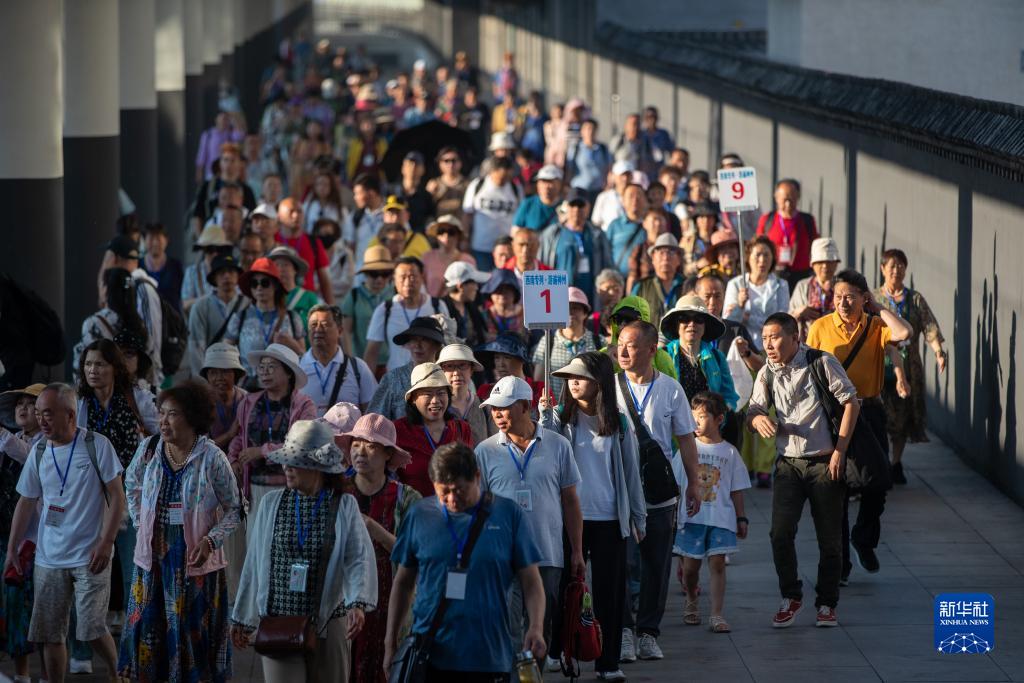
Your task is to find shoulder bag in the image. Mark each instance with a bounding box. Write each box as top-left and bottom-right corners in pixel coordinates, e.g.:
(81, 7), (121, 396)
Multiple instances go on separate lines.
(616, 373), (679, 505)
(388, 493), (493, 683)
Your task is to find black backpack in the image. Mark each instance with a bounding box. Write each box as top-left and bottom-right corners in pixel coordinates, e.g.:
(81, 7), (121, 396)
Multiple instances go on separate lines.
(141, 280), (188, 375)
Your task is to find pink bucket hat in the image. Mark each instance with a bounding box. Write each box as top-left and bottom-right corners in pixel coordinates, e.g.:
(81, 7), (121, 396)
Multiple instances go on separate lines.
(338, 413), (412, 470)
(319, 402), (362, 448)
(568, 286), (591, 314)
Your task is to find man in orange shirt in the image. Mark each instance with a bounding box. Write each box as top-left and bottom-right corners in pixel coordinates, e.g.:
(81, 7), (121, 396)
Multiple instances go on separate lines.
(806, 270), (912, 581)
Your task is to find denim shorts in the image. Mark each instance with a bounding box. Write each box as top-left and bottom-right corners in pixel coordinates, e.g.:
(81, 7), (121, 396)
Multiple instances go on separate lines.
(672, 523), (738, 559)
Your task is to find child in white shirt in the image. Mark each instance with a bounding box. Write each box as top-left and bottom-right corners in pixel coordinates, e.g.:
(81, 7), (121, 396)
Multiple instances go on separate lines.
(672, 391), (750, 632)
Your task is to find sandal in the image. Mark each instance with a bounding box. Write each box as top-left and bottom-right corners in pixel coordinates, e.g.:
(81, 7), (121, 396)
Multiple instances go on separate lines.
(709, 615), (731, 633)
(684, 598), (701, 625)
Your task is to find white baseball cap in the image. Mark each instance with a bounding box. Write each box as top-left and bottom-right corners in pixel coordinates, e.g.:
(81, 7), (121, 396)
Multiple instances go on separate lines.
(480, 376), (534, 408)
(536, 164), (564, 181)
(252, 202), (277, 219)
(612, 160), (635, 176)
(444, 261), (491, 289)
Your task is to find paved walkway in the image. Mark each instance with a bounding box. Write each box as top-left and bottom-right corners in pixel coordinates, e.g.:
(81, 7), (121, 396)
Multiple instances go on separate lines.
(3, 436), (1022, 682)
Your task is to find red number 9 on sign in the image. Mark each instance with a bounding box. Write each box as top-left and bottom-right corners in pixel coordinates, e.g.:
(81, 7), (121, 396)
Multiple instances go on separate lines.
(731, 181), (745, 200)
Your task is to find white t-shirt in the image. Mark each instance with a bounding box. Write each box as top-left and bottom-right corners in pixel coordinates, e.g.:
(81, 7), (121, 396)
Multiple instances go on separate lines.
(615, 371), (697, 508)
(16, 429), (123, 569)
(463, 177), (521, 252)
(679, 440), (750, 532)
(573, 412), (618, 522)
(299, 348), (378, 415)
(366, 295), (451, 371)
(592, 189), (624, 230)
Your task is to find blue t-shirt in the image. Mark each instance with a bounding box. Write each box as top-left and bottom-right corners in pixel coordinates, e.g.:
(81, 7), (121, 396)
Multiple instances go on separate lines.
(606, 216), (645, 275)
(513, 195), (559, 231)
(569, 142), (613, 192)
(392, 495), (542, 672)
(547, 227), (597, 301)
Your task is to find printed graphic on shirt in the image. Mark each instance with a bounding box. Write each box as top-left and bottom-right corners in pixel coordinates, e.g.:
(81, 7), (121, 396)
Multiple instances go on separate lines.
(697, 462), (722, 503)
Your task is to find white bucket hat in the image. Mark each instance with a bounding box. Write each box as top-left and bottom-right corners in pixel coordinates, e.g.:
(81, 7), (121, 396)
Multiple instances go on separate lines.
(247, 343), (308, 390)
(201, 342), (246, 380)
(404, 363), (451, 401)
(810, 237), (841, 264)
(267, 420), (345, 473)
(437, 344), (484, 372)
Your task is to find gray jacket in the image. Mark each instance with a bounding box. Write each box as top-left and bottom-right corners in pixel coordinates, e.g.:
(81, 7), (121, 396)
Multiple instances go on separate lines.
(541, 408), (647, 538)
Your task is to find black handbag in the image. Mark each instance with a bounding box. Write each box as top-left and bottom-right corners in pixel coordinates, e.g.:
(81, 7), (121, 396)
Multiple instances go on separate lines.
(617, 373), (680, 505)
(388, 494), (493, 683)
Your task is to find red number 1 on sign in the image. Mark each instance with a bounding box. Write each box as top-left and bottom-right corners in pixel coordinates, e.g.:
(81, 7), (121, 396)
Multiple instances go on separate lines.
(731, 181), (744, 200)
(540, 289), (551, 313)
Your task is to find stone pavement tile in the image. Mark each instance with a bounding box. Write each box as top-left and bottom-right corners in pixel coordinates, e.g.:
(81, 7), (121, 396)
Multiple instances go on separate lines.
(731, 627), (869, 669)
(744, 665), (882, 683)
(890, 543), (1012, 566)
(845, 625), (1010, 682)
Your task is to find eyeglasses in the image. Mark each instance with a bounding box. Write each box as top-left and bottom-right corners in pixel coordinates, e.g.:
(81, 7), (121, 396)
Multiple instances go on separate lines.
(250, 277), (274, 289)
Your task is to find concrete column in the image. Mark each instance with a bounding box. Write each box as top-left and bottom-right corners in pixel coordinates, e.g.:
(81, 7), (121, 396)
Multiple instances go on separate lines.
(0, 0), (65, 328)
(184, 0), (204, 196)
(120, 0), (158, 221)
(64, 0), (120, 335)
(202, 0), (224, 128)
(156, 0), (188, 258)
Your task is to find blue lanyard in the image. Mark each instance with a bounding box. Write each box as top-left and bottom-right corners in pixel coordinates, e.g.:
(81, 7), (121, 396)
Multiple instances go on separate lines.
(494, 313), (514, 334)
(91, 397), (113, 432)
(505, 438), (538, 482)
(313, 360), (338, 396)
(400, 300), (417, 328)
(423, 423), (448, 451)
(295, 489), (327, 551)
(442, 496), (483, 565)
(255, 308), (278, 345)
(569, 229), (586, 255)
(263, 395), (283, 441)
(50, 429), (80, 497)
(215, 396), (238, 427)
(625, 374), (657, 415)
(887, 290), (908, 318)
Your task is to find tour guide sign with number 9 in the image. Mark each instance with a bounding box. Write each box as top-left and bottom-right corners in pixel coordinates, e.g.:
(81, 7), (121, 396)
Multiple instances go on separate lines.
(523, 270), (569, 416)
(716, 166), (760, 279)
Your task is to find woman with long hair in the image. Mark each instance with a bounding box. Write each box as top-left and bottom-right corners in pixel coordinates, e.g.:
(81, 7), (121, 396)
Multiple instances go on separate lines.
(118, 381), (241, 683)
(73, 267), (147, 377)
(539, 351), (645, 680)
(392, 363), (474, 497)
(723, 236), (790, 351)
(225, 257), (305, 387)
(303, 170), (345, 234)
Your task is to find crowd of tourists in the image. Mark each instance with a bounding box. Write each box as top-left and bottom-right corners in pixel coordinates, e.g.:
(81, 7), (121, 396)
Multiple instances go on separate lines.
(0, 32), (948, 683)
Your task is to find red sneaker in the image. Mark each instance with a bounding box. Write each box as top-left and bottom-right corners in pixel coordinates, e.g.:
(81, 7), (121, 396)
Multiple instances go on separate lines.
(772, 598), (803, 628)
(815, 605), (839, 627)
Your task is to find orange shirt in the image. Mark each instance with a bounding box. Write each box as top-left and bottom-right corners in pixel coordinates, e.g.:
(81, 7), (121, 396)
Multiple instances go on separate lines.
(806, 311), (891, 398)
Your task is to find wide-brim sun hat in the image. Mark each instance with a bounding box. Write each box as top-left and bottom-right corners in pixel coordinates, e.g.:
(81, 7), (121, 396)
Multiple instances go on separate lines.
(247, 342), (308, 389)
(647, 232), (683, 257)
(239, 257), (283, 297)
(358, 245), (396, 274)
(552, 357), (595, 382)
(810, 237), (841, 264)
(568, 287), (591, 314)
(404, 362), (451, 401)
(268, 245), (310, 279)
(319, 402), (362, 448)
(338, 413), (412, 470)
(206, 255), (244, 286)
(704, 227), (739, 263)
(437, 343), (484, 372)
(427, 214), (464, 239)
(475, 333), (530, 365)
(393, 316), (446, 347)
(660, 294), (727, 342)
(201, 342), (246, 381)
(0, 383), (46, 430)
(267, 420), (346, 473)
(482, 268), (522, 303)
(194, 224), (233, 249)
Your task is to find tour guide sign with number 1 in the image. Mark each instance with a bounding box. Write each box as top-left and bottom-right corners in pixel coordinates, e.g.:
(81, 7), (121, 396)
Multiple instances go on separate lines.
(716, 166), (760, 280)
(523, 270), (569, 416)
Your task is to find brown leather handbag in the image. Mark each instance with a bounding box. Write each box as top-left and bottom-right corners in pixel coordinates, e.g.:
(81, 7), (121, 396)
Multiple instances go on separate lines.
(254, 492), (342, 661)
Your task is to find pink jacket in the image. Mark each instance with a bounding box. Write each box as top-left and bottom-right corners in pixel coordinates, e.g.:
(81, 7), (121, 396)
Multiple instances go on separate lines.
(126, 436), (242, 577)
(228, 390), (316, 497)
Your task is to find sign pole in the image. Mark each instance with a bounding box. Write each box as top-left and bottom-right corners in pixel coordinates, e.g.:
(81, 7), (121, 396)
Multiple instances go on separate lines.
(735, 210), (747, 281)
(544, 329), (553, 418)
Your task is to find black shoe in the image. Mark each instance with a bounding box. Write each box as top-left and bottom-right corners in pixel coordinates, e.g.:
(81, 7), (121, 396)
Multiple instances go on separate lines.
(891, 462), (907, 485)
(852, 543), (880, 573)
(839, 574), (850, 587)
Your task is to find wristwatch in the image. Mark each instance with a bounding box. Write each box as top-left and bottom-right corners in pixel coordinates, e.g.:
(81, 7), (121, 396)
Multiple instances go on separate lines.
(736, 516), (749, 525)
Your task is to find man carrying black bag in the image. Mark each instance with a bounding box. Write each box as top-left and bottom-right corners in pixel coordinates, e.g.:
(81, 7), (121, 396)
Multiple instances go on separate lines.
(806, 270), (912, 582)
(748, 312), (860, 628)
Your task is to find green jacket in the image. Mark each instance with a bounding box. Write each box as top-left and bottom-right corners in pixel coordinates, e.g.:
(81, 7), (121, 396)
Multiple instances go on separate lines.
(601, 295), (678, 379)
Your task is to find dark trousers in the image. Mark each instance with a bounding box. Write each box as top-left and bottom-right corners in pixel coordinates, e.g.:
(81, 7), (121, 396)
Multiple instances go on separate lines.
(551, 521), (627, 673)
(623, 505), (675, 638)
(770, 455), (846, 608)
(842, 399), (889, 571)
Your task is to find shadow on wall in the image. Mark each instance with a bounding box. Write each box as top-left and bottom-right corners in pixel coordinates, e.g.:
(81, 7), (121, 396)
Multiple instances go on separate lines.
(971, 236), (1018, 486)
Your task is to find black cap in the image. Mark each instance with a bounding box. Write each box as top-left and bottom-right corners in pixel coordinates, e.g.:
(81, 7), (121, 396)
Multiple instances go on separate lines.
(404, 150), (425, 166)
(206, 255), (244, 285)
(566, 187), (591, 206)
(392, 316), (445, 347)
(106, 234), (140, 260)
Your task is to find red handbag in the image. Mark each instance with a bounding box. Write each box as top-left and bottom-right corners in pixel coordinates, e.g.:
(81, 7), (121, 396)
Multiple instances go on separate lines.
(560, 575), (603, 680)
(3, 540), (35, 586)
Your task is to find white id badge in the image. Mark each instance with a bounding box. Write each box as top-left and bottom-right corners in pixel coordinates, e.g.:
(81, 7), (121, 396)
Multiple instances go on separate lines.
(445, 570), (467, 600)
(289, 563), (309, 592)
(168, 502), (184, 525)
(45, 504), (66, 527)
(577, 256), (591, 274)
(779, 245), (794, 265)
(514, 488), (533, 512)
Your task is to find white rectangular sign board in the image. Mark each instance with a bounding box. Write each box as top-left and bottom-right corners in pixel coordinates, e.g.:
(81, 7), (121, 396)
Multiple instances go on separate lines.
(522, 270), (570, 329)
(717, 166), (760, 213)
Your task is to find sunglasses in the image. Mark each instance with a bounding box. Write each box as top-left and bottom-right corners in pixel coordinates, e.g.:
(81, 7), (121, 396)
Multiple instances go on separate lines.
(439, 157), (460, 164)
(678, 313), (703, 324)
(612, 311), (640, 325)
(437, 227), (460, 236)
(367, 271), (393, 279)
(250, 277), (275, 289)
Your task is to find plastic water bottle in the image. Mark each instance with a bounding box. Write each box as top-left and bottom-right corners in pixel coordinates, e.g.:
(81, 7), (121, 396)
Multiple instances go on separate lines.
(515, 650), (543, 683)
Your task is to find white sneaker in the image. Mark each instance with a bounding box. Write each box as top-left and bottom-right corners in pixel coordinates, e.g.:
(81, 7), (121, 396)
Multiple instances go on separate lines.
(636, 633), (664, 660)
(619, 628), (636, 663)
(545, 655), (561, 672)
(69, 658), (93, 674)
(597, 670), (628, 681)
